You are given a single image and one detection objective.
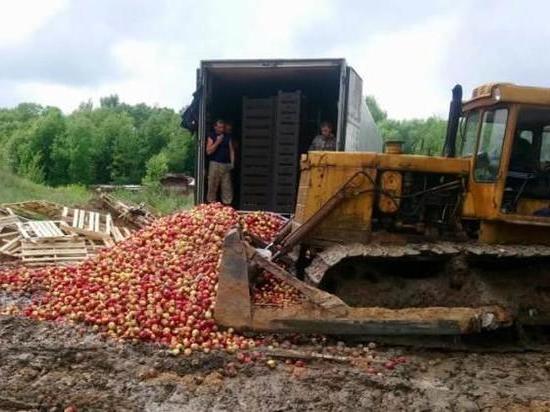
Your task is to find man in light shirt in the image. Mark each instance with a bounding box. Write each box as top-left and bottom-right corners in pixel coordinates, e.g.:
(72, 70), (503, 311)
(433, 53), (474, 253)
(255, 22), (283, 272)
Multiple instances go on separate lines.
(309, 121), (336, 151)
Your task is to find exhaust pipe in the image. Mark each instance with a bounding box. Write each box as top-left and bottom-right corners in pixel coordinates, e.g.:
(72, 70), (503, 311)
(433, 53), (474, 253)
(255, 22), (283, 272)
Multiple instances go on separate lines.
(443, 84), (463, 157)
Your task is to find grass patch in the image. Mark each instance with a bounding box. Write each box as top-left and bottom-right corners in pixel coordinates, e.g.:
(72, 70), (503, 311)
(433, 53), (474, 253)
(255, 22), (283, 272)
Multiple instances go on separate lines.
(0, 168), (192, 215)
(112, 185), (193, 215)
(0, 169), (91, 206)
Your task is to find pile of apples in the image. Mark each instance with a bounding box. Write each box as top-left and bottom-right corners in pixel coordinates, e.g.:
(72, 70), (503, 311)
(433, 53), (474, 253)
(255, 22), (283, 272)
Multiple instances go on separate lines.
(241, 211), (285, 243)
(0, 266), (44, 293)
(0, 204), (287, 354)
(252, 271), (304, 307)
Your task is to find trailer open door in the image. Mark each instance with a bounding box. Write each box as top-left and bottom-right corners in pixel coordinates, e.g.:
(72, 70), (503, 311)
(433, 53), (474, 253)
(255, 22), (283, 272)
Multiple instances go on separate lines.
(340, 66), (363, 151)
(339, 66), (382, 152)
(195, 67), (208, 204)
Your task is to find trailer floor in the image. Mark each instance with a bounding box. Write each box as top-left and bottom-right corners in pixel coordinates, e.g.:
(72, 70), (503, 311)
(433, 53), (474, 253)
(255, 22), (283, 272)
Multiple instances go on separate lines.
(0, 316), (549, 412)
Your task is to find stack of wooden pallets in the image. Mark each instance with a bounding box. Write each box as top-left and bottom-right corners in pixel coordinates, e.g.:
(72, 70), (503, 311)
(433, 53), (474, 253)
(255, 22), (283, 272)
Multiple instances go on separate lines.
(0, 204), (135, 267)
(20, 240), (88, 266)
(239, 91), (303, 213)
(273, 91), (301, 213)
(17, 221), (87, 266)
(0, 218), (88, 266)
(240, 97), (276, 211)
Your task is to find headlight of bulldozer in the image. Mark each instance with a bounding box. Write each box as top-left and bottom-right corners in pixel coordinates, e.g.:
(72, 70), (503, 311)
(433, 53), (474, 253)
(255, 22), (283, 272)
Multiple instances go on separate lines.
(492, 87), (501, 101)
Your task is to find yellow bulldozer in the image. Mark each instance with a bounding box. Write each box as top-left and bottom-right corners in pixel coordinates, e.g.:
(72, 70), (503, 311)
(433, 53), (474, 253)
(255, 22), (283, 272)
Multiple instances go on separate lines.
(215, 83), (550, 337)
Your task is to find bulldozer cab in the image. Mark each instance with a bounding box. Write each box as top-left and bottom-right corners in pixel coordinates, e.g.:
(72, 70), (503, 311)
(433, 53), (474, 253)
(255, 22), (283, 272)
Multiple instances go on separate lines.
(457, 84), (550, 243)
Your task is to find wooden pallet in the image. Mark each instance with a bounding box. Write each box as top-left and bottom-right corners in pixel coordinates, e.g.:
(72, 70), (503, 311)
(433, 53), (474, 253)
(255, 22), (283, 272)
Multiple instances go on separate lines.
(16, 220), (71, 241)
(0, 230), (19, 243)
(243, 97), (275, 110)
(110, 225), (132, 243)
(0, 215), (25, 230)
(20, 238), (88, 266)
(60, 207), (118, 241)
(85, 238), (114, 254)
(0, 215), (23, 254)
(0, 201), (63, 219)
(0, 236), (22, 256)
(98, 193), (156, 228)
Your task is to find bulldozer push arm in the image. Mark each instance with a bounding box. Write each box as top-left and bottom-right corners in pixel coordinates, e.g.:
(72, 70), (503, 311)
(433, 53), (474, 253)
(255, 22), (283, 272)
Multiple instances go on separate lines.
(272, 171), (372, 258)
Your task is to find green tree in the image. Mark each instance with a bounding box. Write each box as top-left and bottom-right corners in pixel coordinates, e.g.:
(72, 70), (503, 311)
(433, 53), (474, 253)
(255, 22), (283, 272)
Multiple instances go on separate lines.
(366, 95), (387, 124)
(110, 113), (146, 184)
(143, 152), (169, 185)
(0, 113), (36, 170)
(100, 94), (120, 109)
(121, 102), (154, 129)
(77, 99), (94, 113)
(414, 116), (447, 155)
(49, 114), (99, 186)
(16, 108), (66, 184)
(378, 117), (446, 155)
(13, 103), (44, 122)
(49, 133), (71, 186)
(0, 97), (198, 186)
(94, 112), (129, 183)
(367, 95), (446, 156)
(141, 109), (176, 159)
(29, 107), (66, 183)
(162, 128), (195, 175)
(64, 115), (99, 184)
(19, 152), (45, 183)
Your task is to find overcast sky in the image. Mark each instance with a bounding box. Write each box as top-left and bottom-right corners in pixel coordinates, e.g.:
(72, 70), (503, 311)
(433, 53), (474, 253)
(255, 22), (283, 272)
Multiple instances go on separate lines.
(1, 0), (548, 119)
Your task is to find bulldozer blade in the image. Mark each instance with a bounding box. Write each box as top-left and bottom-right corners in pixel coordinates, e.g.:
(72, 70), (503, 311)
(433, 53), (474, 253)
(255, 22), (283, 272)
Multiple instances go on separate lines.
(214, 229), (513, 336)
(247, 305), (512, 335)
(214, 228), (252, 329)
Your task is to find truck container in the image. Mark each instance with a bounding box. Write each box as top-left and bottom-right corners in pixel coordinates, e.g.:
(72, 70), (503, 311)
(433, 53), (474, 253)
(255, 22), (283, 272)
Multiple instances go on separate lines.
(192, 58), (383, 212)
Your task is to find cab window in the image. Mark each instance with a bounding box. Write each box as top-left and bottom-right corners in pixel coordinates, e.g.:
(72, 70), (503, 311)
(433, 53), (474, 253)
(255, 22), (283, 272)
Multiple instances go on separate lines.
(511, 107), (550, 171)
(474, 108), (508, 182)
(456, 111), (480, 157)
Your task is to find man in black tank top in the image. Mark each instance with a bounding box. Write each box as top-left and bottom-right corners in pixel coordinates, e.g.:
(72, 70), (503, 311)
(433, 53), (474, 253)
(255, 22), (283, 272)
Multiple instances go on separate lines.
(206, 119), (234, 204)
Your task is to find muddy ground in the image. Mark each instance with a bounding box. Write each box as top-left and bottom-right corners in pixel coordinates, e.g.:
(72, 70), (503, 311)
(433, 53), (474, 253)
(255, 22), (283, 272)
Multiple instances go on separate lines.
(1, 316), (549, 412)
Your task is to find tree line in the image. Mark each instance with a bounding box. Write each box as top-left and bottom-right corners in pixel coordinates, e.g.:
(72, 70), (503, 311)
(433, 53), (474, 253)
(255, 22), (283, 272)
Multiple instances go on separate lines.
(0, 94), (446, 188)
(0, 95), (195, 186)
(366, 96), (447, 155)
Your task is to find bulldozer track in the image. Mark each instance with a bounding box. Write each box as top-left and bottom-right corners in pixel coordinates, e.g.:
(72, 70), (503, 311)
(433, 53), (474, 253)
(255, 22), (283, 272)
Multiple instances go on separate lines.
(306, 242), (550, 285)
